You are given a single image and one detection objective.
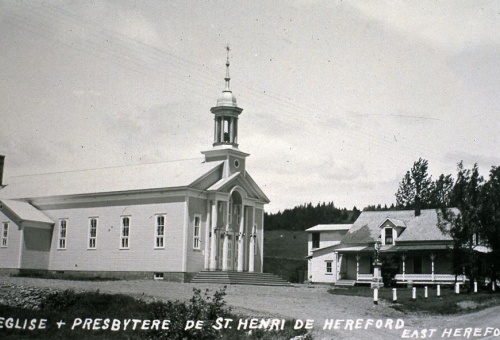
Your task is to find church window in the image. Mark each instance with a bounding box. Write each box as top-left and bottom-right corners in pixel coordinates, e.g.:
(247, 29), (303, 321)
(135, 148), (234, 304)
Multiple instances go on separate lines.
(234, 205), (241, 223)
(120, 216), (130, 249)
(155, 215), (165, 248)
(88, 218), (98, 249)
(1, 222), (8, 247)
(325, 261), (332, 274)
(312, 233), (320, 249)
(234, 159), (240, 168)
(193, 215), (201, 249)
(58, 219), (67, 249)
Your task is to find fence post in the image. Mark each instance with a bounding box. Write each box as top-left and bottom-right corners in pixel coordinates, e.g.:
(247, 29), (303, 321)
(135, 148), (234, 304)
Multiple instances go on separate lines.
(412, 287), (416, 300)
(455, 282), (460, 294)
(373, 288), (378, 305)
(474, 281), (477, 293)
(437, 284), (441, 297)
(424, 286), (428, 298)
(393, 288), (397, 303)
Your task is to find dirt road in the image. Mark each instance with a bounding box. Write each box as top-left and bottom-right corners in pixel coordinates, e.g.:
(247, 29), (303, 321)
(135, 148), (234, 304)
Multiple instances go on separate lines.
(1, 276), (499, 339)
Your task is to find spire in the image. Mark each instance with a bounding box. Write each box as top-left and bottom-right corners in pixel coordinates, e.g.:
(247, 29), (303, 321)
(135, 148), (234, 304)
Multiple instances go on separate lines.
(224, 45), (231, 92)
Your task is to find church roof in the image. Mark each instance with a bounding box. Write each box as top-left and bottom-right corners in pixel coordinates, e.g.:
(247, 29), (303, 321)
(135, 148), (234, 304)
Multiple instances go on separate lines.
(0, 158), (222, 199)
(341, 209), (457, 244)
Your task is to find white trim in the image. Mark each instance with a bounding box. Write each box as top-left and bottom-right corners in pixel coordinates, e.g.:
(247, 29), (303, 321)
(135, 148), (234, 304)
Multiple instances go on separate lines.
(154, 214), (166, 249)
(325, 260), (333, 274)
(120, 216), (130, 249)
(1, 222), (9, 248)
(193, 213), (202, 250)
(87, 217), (98, 249)
(182, 197), (189, 272)
(57, 219), (67, 250)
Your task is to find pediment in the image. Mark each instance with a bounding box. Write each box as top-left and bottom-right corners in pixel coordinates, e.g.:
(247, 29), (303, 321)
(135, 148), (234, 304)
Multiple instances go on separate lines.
(377, 218), (405, 229)
(206, 171), (270, 203)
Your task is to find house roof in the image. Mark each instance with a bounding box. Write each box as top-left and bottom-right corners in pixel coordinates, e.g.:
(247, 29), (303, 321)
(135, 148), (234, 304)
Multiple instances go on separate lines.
(305, 224), (353, 232)
(0, 199), (53, 224)
(0, 158), (223, 199)
(310, 241), (343, 253)
(340, 209), (458, 245)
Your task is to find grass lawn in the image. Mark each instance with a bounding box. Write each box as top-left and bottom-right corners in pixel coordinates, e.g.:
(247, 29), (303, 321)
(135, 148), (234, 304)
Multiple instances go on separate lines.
(328, 285), (500, 315)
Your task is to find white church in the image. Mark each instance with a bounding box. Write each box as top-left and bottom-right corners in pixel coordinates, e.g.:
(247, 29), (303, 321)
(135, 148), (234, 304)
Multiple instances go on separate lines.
(0, 55), (270, 282)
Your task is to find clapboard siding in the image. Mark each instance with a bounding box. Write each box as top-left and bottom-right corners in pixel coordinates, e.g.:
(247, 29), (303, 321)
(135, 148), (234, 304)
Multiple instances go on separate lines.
(46, 199), (185, 272)
(0, 211), (21, 269)
(185, 197), (207, 273)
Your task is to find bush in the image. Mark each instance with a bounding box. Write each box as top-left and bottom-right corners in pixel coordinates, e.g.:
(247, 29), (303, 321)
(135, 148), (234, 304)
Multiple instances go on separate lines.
(147, 287), (230, 340)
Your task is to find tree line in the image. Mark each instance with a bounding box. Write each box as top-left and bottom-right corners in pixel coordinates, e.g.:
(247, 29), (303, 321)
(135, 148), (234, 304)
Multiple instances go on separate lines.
(264, 202), (360, 231)
(395, 158), (500, 289)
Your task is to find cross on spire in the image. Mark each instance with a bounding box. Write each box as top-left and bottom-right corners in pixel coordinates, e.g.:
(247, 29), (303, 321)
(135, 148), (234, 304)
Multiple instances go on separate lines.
(225, 45), (231, 91)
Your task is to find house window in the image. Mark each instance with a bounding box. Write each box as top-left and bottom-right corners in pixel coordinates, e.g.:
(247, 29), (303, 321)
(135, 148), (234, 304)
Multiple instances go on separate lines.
(58, 219), (67, 249)
(88, 218), (98, 249)
(193, 215), (201, 249)
(384, 227), (394, 245)
(1, 222), (8, 247)
(326, 261), (332, 274)
(155, 215), (165, 248)
(312, 233), (320, 249)
(120, 216), (130, 249)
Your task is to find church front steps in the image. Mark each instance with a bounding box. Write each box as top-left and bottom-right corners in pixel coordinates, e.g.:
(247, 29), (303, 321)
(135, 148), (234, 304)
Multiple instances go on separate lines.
(190, 271), (292, 286)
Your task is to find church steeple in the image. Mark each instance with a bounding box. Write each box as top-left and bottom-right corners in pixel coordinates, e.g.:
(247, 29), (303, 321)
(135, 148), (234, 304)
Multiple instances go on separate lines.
(211, 46), (243, 148)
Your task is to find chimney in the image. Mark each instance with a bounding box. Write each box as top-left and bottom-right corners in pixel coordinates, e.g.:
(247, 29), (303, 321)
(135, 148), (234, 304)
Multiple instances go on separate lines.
(0, 155), (4, 186)
(414, 195), (421, 217)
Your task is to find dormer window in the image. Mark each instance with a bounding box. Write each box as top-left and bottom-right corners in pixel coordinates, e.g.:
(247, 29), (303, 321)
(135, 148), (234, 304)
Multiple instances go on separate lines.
(384, 227), (394, 245)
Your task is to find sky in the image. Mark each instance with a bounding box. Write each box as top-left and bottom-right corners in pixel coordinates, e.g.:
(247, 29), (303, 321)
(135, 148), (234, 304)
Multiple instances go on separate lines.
(0, 0), (498, 213)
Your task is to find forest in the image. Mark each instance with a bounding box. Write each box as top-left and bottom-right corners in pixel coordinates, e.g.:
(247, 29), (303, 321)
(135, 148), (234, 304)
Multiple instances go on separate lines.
(264, 202), (360, 231)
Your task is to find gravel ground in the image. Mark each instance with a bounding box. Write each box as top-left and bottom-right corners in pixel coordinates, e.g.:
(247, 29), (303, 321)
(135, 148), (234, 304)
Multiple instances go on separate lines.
(1, 276), (498, 340)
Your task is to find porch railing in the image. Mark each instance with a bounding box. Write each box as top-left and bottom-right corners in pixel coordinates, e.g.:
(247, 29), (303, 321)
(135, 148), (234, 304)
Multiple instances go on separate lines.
(394, 273), (466, 284)
(356, 273), (373, 282)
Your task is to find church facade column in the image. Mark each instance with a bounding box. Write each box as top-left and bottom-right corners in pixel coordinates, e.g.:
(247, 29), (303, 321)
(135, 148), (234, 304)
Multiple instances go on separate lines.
(204, 200), (211, 270)
(237, 205), (246, 272)
(209, 200), (218, 270)
(221, 200), (229, 271)
(248, 225), (255, 273)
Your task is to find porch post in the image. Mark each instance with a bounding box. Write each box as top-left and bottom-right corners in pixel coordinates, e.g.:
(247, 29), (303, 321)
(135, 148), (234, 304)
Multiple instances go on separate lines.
(430, 253), (436, 281)
(209, 200), (218, 270)
(336, 253), (341, 281)
(222, 201), (229, 271)
(237, 205), (245, 272)
(248, 224), (256, 272)
(355, 254), (360, 281)
(402, 254), (406, 281)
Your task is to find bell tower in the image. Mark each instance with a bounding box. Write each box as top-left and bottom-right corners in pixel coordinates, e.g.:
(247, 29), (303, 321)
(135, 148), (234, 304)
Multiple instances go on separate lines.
(211, 46), (243, 147)
(203, 47), (249, 177)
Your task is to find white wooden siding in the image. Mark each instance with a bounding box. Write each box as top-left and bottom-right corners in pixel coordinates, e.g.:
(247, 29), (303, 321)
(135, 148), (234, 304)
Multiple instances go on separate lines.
(46, 201), (185, 272)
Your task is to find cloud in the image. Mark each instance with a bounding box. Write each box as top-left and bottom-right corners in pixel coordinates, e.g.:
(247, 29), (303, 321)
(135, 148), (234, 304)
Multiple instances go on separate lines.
(350, 1), (499, 53)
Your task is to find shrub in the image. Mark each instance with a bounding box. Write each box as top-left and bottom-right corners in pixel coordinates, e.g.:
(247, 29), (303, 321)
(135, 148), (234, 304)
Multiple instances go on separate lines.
(147, 287), (230, 340)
